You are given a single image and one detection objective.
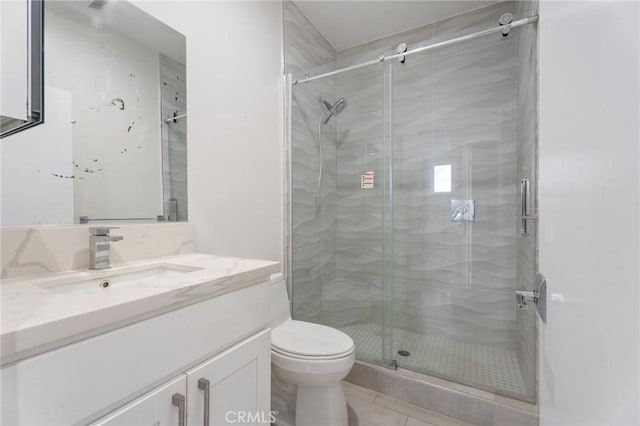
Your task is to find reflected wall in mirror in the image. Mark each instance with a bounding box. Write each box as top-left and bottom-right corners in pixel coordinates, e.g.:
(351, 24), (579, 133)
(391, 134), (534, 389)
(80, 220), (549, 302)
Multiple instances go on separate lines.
(1, 0), (187, 227)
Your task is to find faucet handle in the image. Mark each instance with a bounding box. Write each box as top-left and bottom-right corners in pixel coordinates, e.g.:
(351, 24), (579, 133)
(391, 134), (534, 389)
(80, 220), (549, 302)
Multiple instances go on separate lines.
(89, 226), (120, 236)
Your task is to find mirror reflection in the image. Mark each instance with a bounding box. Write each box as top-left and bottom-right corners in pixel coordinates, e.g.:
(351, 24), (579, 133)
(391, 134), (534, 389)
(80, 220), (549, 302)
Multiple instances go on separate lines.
(1, 0), (187, 226)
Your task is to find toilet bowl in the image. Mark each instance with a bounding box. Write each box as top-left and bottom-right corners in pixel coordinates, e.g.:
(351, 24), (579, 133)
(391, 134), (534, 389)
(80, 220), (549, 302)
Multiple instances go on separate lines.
(270, 273), (355, 426)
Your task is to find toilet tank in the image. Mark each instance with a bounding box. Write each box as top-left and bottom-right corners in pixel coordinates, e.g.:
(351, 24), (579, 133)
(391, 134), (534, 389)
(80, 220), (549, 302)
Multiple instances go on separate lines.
(270, 273), (291, 328)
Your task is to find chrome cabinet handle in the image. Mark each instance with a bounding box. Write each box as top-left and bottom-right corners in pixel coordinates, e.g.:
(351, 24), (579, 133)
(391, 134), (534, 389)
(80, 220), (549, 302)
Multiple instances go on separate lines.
(198, 378), (211, 426)
(172, 393), (186, 426)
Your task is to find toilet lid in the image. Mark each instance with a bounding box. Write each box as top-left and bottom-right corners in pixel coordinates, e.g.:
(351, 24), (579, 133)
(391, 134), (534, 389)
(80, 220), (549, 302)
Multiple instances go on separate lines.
(272, 320), (354, 358)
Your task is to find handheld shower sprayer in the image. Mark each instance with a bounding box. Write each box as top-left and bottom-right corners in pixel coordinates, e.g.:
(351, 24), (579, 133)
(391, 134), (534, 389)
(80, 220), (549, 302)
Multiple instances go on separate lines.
(315, 97), (348, 208)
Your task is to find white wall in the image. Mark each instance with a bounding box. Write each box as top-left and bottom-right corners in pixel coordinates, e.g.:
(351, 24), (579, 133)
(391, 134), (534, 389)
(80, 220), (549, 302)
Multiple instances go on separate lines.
(538, 2), (640, 425)
(132, 1), (284, 263)
(1, 87), (74, 226)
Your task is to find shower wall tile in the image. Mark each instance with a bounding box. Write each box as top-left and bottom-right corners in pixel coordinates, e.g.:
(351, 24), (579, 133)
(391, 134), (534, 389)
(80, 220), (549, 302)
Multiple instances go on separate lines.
(320, 277), (372, 328)
(291, 206), (336, 250)
(284, 1), (335, 75)
(427, 84), (516, 132)
(336, 44), (370, 69)
(285, 1), (338, 324)
(469, 208), (518, 292)
(430, 39), (517, 95)
(291, 244), (323, 320)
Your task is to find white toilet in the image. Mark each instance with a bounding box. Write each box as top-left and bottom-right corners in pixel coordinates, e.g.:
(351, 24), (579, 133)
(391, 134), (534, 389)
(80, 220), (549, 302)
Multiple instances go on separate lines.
(270, 273), (355, 426)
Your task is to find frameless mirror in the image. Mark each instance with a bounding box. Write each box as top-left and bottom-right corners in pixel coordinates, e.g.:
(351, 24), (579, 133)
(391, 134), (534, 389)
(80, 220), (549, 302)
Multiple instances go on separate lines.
(1, 0), (187, 227)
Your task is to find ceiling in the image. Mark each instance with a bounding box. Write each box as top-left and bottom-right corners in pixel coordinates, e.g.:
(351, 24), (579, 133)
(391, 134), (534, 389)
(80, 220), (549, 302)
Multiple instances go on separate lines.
(292, 1), (499, 52)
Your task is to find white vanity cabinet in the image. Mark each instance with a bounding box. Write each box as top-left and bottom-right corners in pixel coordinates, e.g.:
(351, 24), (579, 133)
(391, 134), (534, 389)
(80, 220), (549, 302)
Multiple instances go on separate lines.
(92, 331), (270, 426)
(1, 280), (272, 426)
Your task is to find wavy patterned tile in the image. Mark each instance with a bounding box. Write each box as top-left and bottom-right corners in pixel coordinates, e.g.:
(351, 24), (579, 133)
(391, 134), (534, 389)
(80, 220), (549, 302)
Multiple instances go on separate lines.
(284, 1), (335, 74)
(285, 0), (339, 325)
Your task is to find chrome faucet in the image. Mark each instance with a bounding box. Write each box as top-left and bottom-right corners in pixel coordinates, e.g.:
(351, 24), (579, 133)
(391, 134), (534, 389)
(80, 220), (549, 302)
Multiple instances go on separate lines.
(89, 227), (123, 270)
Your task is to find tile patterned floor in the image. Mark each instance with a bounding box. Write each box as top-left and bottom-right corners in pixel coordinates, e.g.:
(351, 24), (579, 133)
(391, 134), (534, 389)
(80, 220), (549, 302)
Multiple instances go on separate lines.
(340, 323), (527, 398)
(344, 381), (474, 426)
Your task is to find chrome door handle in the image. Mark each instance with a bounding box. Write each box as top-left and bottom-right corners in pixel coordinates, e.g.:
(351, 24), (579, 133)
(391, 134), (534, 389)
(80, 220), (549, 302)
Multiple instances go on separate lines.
(198, 378), (211, 426)
(172, 393), (186, 426)
(520, 178), (538, 235)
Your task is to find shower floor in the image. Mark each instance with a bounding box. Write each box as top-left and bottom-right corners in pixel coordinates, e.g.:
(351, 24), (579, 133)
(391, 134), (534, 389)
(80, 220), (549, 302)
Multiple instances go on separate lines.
(339, 323), (528, 398)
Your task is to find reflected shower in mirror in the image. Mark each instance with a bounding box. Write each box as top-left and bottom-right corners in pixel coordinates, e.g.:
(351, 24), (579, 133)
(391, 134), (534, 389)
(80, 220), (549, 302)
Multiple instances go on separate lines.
(0, 0), (187, 226)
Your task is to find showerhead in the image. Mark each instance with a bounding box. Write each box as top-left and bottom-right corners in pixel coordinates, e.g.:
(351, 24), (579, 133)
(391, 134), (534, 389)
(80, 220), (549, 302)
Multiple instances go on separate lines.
(330, 98), (347, 115)
(321, 97), (348, 125)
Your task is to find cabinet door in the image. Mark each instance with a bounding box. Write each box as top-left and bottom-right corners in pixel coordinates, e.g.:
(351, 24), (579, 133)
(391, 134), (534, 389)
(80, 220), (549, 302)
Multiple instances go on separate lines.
(91, 375), (187, 426)
(186, 330), (271, 426)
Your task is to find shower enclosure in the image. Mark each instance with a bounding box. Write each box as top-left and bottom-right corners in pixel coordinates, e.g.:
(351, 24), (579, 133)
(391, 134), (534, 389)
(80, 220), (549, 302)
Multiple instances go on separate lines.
(285, 1), (538, 403)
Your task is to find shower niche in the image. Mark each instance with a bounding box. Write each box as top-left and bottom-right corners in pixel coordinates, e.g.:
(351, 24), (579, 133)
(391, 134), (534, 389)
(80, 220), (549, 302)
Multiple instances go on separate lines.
(285, 0), (539, 403)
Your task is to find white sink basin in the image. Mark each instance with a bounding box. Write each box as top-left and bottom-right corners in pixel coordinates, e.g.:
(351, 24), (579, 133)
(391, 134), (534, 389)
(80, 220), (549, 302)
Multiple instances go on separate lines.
(38, 264), (203, 295)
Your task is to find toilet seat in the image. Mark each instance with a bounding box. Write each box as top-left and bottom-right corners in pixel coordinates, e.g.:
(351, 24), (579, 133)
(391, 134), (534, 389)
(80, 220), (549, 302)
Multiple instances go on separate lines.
(271, 320), (355, 360)
(272, 346), (353, 360)
(271, 347), (356, 384)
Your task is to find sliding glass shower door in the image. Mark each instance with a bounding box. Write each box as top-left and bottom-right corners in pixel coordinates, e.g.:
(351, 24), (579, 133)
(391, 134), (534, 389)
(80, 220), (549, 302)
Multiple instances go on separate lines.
(386, 27), (537, 401)
(288, 9), (538, 402)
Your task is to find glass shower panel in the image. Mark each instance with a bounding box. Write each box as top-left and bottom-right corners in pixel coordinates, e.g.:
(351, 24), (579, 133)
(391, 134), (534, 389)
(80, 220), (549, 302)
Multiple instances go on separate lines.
(289, 66), (336, 332)
(289, 62), (389, 366)
(388, 27), (536, 401)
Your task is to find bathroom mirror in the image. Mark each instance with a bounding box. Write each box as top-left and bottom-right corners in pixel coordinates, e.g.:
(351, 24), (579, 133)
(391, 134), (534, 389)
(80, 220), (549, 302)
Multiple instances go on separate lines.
(1, 0), (187, 227)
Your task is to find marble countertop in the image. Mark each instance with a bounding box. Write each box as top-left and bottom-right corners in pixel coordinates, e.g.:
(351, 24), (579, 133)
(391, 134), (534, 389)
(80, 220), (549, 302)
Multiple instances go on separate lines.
(0, 253), (280, 365)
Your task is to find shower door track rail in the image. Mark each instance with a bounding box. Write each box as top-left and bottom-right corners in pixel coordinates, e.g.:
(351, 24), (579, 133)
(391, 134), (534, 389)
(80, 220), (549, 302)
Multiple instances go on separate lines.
(292, 14), (538, 85)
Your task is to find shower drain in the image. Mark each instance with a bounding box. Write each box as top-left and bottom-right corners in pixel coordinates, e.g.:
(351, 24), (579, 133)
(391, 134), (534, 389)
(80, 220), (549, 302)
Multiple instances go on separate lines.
(397, 349), (410, 357)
